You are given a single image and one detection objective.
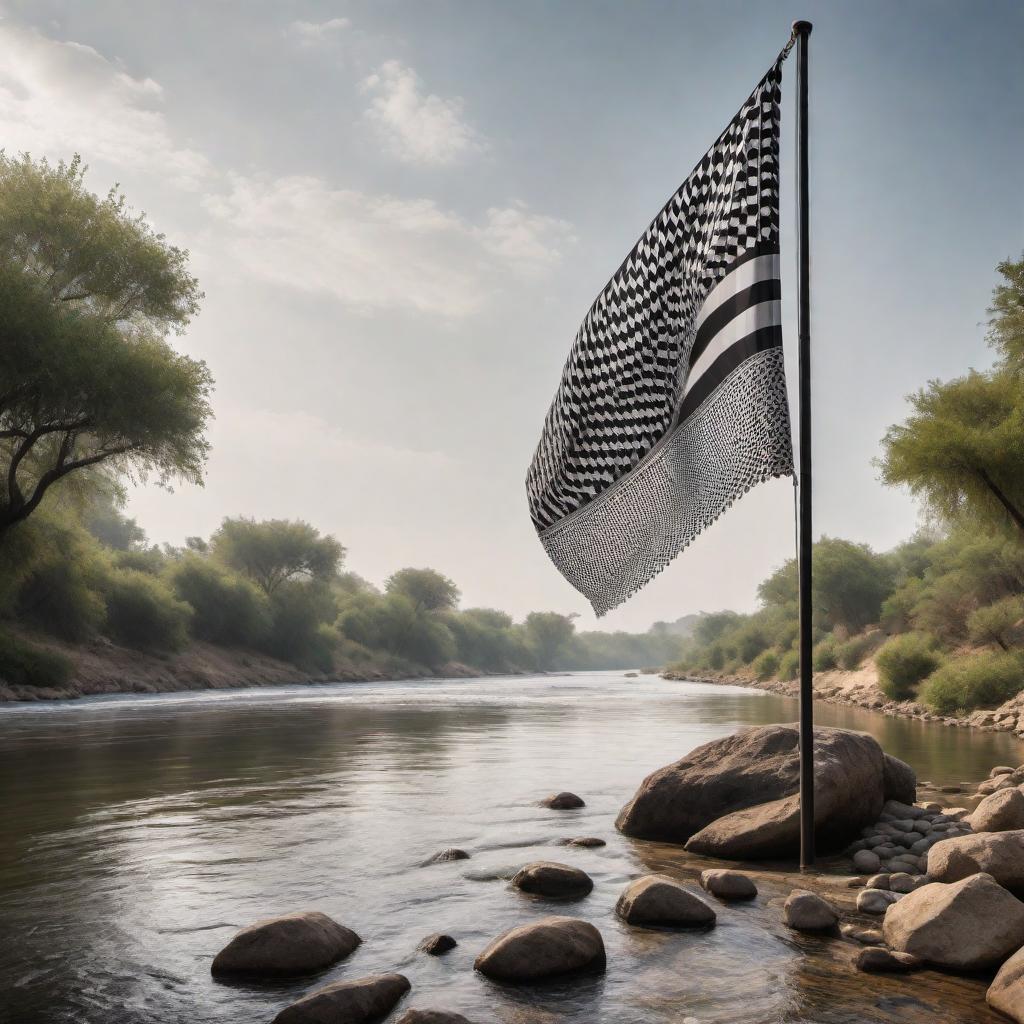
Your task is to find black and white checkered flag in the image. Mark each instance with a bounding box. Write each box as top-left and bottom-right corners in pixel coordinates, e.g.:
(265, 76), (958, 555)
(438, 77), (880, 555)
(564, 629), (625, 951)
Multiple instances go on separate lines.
(527, 53), (794, 615)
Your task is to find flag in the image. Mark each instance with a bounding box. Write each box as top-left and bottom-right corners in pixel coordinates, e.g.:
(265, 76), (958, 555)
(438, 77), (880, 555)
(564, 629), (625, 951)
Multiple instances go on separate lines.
(526, 54), (794, 615)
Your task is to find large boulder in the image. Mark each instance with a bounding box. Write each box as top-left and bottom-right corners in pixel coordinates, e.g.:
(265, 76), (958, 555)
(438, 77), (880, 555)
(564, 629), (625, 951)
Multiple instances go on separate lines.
(616, 725), (891, 858)
(272, 974), (410, 1024)
(927, 830), (1024, 895)
(615, 875), (716, 927)
(883, 873), (1024, 970)
(474, 916), (605, 981)
(969, 788), (1024, 833)
(211, 911), (360, 976)
(512, 861), (593, 899)
(988, 944), (1024, 1023)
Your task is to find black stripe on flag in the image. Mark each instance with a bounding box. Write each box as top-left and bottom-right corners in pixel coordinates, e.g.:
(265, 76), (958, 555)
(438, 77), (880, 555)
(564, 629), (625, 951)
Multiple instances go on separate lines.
(690, 278), (782, 367)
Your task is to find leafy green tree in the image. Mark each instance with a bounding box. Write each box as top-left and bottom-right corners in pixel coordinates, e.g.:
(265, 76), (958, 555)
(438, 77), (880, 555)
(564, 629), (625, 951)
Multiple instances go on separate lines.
(0, 154), (211, 539)
(167, 555), (271, 647)
(968, 595), (1024, 651)
(211, 517), (344, 595)
(384, 568), (460, 612)
(523, 611), (576, 668)
(337, 591), (455, 667)
(102, 567), (192, 651)
(879, 256), (1024, 537)
(263, 580), (338, 670)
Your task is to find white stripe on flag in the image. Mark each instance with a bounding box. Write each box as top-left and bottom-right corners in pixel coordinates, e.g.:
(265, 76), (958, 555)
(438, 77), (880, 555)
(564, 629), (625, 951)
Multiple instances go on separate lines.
(685, 298), (782, 393)
(691, 253), (781, 337)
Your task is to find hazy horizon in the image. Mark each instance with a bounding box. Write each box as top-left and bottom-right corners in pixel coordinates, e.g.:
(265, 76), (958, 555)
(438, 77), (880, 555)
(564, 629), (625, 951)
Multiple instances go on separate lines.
(3, 0), (1022, 631)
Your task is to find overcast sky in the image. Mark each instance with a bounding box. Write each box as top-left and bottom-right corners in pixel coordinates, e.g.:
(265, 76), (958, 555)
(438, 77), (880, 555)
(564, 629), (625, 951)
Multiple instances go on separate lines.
(3, 1), (1022, 631)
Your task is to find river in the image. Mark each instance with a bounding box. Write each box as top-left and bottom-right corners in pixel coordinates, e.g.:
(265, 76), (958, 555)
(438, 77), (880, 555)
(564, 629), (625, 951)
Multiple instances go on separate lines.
(2, 672), (1022, 1024)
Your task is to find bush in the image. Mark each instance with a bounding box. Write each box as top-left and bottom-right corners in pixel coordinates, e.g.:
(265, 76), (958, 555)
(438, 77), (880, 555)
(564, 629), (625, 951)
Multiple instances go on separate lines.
(778, 648), (800, 681)
(875, 632), (942, 700)
(0, 631), (73, 687)
(102, 568), (192, 651)
(813, 635), (839, 671)
(263, 581), (338, 671)
(968, 595), (1024, 650)
(168, 556), (270, 646)
(338, 592), (455, 668)
(919, 651), (1024, 714)
(751, 649), (780, 680)
(835, 633), (875, 670)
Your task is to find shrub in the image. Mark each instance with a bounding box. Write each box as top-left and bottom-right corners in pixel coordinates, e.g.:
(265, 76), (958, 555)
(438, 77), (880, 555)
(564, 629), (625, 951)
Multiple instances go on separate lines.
(752, 649), (780, 681)
(102, 568), (192, 651)
(0, 631), (73, 687)
(263, 580), (338, 670)
(813, 635), (838, 671)
(968, 595), (1024, 651)
(168, 556), (270, 646)
(835, 633), (875, 670)
(778, 648), (800, 681)
(919, 651), (1024, 714)
(875, 632), (942, 700)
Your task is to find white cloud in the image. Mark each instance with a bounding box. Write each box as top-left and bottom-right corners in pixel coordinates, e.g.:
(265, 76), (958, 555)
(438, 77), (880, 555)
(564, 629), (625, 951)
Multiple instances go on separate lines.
(0, 22), (210, 188)
(203, 174), (573, 316)
(361, 60), (482, 165)
(286, 17), (350, 47)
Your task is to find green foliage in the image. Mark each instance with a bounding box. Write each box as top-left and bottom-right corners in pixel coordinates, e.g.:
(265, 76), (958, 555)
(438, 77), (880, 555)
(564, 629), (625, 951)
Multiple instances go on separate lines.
(82, 492), (147, 551)
(875, 633), (942, 700)
(920, 650), (1024, 714)
(0, 154), (211, 539)
(167, 555), (271, 647)
(752, 649), (780, 681)
(444, 607), (517, 671)
(0, 630), (72, 688)
(834, 633), (876, 670)
(211, 517), (344, 595)
(881, 578), (925, 634)
(385, 567), (459, 612)
(337, 591), (455, 668)
(102, 568), (192, 651)
(967, 595), (1024, 651)
(522, 611), (576, 669)
(813, 634), (839, 671)
(813, 537), (893, 632)
(778, 648), (800, 681)
(263, 581), (338, 670)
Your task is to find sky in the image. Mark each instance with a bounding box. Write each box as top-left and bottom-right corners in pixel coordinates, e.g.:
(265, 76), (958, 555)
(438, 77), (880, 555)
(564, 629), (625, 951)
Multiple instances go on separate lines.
(2, 0), (1022, 632)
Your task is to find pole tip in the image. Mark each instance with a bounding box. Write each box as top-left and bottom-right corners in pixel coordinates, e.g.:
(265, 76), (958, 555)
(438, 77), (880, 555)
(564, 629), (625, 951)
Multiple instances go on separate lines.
(792, 20), (813, 35)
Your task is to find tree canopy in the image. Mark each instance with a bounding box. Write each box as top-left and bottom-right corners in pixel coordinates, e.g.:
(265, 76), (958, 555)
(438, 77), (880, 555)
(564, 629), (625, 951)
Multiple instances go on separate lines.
(384, 567), (460, 612)
(0, 154), (211, 539)
(211, 517), (344, 594)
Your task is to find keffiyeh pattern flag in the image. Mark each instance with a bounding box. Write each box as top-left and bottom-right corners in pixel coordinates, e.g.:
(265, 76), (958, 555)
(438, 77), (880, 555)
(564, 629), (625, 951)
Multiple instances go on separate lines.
(526, 57), (794, 615)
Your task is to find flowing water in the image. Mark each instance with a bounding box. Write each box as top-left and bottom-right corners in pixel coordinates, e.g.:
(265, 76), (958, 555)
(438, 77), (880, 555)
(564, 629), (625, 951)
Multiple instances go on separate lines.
(2, 672), (1022, 1024)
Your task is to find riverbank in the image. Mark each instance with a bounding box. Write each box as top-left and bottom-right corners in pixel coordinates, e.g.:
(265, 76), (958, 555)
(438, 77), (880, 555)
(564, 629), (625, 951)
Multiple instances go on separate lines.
(0, 626), (488, 702)
(665, 659), (1024, 740)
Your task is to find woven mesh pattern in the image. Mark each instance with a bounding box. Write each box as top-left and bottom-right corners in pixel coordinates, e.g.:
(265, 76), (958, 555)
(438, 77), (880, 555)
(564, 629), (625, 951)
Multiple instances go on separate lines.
(540, 348), (792, 615)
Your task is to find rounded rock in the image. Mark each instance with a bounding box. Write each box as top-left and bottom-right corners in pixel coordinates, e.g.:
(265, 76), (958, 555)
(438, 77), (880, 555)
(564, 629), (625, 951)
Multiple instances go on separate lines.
(272, 974), (410, 1024)
(856, 947), (921, 973)
(784, 889), (837, 932)
(559, 837), (606, 848)
(396, 1013), (472, 1024)
(616, 874), (717, 927)
(211, 911), (360, 977)
(889, 872), (916, 894)
(474, 915), (606, 981)
(418, 933), (457, 955)
(853, 850), (881, 874)
(426, 848), (470, 864)
(866, 873), (891, 890)
(857, 889), (902, 915)
(542, 792), (585, 810)
(699, 869), (757, 900)
(512, 861), (593, 899)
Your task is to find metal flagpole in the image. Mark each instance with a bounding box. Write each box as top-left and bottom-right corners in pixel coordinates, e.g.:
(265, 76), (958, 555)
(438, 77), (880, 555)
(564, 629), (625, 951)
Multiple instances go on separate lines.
(793, 19), (815, 870)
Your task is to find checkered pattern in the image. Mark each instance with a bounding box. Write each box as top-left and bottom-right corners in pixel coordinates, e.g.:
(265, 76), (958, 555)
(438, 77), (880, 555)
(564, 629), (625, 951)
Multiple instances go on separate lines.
(526, 55), (794, 614)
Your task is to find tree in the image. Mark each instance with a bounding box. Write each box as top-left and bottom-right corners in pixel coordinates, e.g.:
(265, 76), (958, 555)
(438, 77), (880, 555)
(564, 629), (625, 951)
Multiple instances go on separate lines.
(0, 154), (211, 539)
(968, 595), (1024, 651)
(210, 517), (344, 595)
(523, 611), (576, 668)
(384, 567), (459, 612)
(878, 256), (1024, 538)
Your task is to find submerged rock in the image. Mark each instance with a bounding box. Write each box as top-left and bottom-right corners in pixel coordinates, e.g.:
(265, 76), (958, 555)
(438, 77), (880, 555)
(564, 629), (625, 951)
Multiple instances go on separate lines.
(988, 944), (1024, 1023)
(840, 923), (884, 945)
(426, 848), (470, 864)
(418, 933), (457, 955)
(272, 973), (410, 1024)
(474, 916), (605, 981)
(211, 911), (360, 976)
(512, 861), (593, 898)
(542, 792), (585, 809)
(883, 873), (1024, 971)
(856, 946), (921, 973)
(396, 1012), (472, 1024)
(559, 836), (606, 848)
(616, 874), (716, 927)
(699, 869), (757, 900)
(927, 830), (1024, 894)
(783, 890), (838, 932)
(616, 725), (901, 859)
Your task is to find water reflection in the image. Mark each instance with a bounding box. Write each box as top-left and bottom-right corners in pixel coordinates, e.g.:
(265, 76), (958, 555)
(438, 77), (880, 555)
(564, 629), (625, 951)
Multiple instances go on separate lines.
(1, 674), (1019, 1024)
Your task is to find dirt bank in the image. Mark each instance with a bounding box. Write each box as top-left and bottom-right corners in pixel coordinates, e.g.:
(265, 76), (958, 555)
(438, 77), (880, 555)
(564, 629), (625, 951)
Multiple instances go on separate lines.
(664, 660), (1024, 740)
(0, 628), (485, 702)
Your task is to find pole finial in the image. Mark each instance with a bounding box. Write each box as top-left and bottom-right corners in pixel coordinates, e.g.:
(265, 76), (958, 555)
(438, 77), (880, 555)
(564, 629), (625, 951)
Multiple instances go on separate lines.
(792, 20), (813, 35)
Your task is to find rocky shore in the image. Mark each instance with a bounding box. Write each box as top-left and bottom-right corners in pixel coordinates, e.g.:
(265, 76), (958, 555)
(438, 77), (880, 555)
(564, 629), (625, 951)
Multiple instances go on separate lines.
(204, 723), (1024, 1023)
(664, 659), (1024, 740)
